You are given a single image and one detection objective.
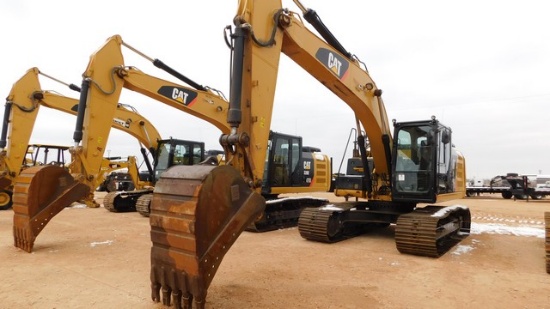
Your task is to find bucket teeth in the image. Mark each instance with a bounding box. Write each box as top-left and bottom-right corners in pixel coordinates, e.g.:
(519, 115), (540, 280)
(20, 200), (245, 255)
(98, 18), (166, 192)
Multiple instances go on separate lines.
(150, 165), (265, 308)
(13, 223), (35, 253)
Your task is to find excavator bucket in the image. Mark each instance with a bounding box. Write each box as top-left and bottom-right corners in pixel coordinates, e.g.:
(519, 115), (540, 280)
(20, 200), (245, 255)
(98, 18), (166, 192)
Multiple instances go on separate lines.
(12, 165), (89, 252)
(150, 165), (265, 309)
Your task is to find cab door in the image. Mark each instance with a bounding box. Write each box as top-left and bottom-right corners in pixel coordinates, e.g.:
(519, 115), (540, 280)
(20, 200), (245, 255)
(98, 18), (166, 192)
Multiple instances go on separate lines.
(392, 122), (438, 203)
(263, 132), (302, 190)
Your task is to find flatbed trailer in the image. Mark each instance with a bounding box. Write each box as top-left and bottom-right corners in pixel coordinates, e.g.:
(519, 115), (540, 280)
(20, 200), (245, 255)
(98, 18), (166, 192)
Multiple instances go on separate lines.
(466, 186), (513, 198)
(466, 181), (550, 200)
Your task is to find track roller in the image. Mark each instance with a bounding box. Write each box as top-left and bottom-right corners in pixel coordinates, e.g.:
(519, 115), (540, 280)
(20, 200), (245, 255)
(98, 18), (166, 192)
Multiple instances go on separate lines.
(136, 193), (153, 217)
(103, 189), (152, 213)
(298, 204), (363, 243)
(150, 165), (265, 308)
(102, 191), (118, 212)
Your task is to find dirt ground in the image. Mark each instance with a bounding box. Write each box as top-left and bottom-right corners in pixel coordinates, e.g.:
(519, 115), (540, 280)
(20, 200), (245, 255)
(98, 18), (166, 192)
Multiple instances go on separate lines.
(0, 192), (549, 309)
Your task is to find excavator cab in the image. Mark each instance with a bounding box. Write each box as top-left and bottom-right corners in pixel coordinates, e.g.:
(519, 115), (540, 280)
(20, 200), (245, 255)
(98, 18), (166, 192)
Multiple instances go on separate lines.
(0, 144), (68, 210)
(23, 144), (70, 168)
(153, 138), (206, 182)
(262, 131), (302, 192)
(261, 131), (331, 197)
(392, 118), (457, 203)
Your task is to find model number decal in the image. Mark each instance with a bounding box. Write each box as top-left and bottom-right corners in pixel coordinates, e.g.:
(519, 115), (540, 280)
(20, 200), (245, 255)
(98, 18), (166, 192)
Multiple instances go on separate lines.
(113, 118), (130, 128)
(157, 86), (198, 106)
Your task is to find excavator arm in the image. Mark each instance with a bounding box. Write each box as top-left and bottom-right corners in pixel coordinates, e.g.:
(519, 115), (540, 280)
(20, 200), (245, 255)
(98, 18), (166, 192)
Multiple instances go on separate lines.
(76, 35), (231, 134)
(0, 68), (42, 193)
(37, 80), (163, 186)
(117, 67), (230, 134)
(39, 91), (162, 156)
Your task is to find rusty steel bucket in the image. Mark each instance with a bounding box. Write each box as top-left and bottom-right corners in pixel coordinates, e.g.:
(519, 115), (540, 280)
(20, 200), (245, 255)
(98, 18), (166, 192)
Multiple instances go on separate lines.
(150, 165), (265, 308)
(12, 165), (89, 252)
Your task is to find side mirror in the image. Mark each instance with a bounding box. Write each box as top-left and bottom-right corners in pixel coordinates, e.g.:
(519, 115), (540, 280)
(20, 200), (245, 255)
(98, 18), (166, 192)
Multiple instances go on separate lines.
(442, 130), (451, 144)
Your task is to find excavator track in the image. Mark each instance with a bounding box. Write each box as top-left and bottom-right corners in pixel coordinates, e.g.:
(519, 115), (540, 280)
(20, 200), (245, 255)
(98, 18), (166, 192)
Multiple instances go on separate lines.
(12, 165), (89, 252)
(247, 196), (328, 232)
(545, 212), (550, 274)
(103, 189), (153, 212)
(102, 191), (117, 212)
(150, 165), (265, 308)
(136, 193), (154, 217)
(395, 205), (471, 258)
(298, 204), (362, 243)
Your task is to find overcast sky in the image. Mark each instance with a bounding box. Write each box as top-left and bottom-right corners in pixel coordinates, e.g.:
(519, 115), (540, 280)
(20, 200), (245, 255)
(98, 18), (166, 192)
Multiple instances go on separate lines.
(1, 0), (549, 180)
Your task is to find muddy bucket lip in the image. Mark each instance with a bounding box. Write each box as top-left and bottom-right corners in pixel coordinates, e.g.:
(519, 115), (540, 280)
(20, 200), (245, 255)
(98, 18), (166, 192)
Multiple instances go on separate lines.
(156, 164), (218, 180)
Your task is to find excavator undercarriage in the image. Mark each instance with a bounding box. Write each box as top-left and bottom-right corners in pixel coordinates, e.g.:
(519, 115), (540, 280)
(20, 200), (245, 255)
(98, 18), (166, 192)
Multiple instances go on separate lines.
(103, 189), (154, 213)
(299, 202), (471, 257)
(247, 196), (329, 232)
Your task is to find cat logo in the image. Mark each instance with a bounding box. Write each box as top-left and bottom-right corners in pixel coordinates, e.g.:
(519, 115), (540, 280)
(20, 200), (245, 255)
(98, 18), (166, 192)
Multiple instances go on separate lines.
(315, 48), (350, 80)
(157, 86), (199, 106)
(172, 88), (189, 103)
(328, 53), (342, 76)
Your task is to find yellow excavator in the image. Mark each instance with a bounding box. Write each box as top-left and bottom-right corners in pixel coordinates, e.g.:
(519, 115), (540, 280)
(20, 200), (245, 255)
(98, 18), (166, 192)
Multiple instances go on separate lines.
(4, 68), (218, 250)
(85, 37), (332, 221)
(2, 68), (218, 215)
(11, 35), (332, 252)
(104, 136), (210, 214)
(0, 67), (163, 209)
(147, 0), (469, 307)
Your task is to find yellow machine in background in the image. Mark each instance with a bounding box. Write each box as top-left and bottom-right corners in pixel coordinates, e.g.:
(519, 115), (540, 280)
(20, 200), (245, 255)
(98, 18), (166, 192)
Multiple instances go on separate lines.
(0, 68), (167, 209)
(1, 68), (215, 216)
(10, 34), (333, 254)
